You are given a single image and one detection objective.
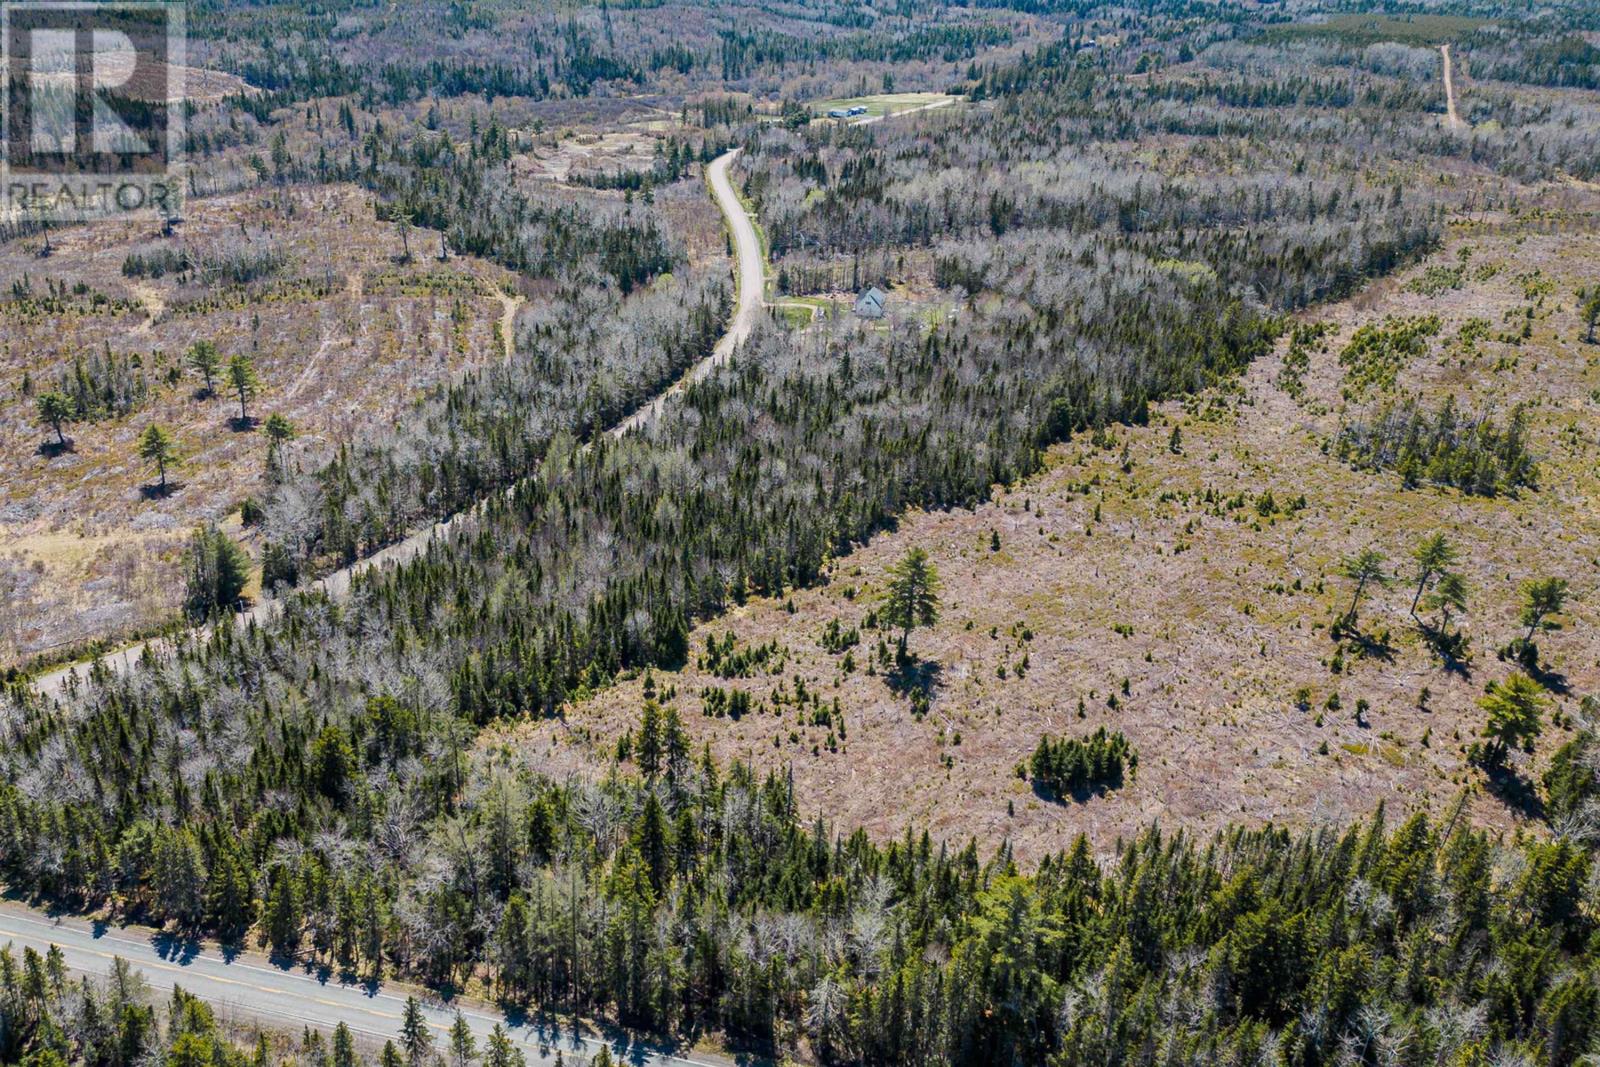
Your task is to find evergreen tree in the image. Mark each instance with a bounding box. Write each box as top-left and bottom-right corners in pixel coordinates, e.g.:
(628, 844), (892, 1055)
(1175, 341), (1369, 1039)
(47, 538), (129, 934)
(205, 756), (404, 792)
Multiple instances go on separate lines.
(333, 1023), (360, 1067)
(400, 996), (432, 1067)
(206, 845), (255, 941)
(883, 547), (941, 654)
(1410, 532), (1458, 619)
(483, 1025), (513, 1067)
(1423, 570), (1469, 642)
(35, 391), (72, 449)
(1339, 548), (1389, 631)
(264, 413), (296, 467)
(1478, 672), (1546, 769)
(184, 524), (251, 619)
(637, 701), (662, 780)
(152, 829), (206, 931)
(448, 1011), (476, 1067)
(264, 865), (301, 958)
(138, 423), (179, 492)
(228, 354), (260, 424)
(187, 341), (222, 396)
(1520, 576), (1570, 646)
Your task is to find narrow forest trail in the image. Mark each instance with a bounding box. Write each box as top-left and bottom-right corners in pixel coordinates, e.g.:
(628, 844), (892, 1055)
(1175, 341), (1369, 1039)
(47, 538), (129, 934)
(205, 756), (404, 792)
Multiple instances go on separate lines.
(1441, 44), (1465, 130)
(30, 148), (764, 700)
(494, 287), (522, 360)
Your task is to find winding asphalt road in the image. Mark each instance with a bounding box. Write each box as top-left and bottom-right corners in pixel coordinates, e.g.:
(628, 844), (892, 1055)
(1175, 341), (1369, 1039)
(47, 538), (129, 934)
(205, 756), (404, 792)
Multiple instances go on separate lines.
(31, 146), (765, 702)
(0, 903), (732, 1067)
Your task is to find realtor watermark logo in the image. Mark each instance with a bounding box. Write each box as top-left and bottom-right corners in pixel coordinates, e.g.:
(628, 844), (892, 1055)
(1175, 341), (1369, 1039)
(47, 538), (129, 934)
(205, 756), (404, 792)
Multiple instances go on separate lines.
(2, 0), (184, 223)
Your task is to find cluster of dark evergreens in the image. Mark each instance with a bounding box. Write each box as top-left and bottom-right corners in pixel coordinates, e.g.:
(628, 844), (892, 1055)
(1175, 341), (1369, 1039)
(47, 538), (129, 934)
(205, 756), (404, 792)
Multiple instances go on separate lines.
(1026, 727), (1135, 797)
(121, 246), (193, 280)
(1276, 320), (1335, 401)
(4, 700), (1600, 1065)
(1338, 394), (1538, 496)
(51, 348), (151, 423)
(1337, 315), (1442, 400)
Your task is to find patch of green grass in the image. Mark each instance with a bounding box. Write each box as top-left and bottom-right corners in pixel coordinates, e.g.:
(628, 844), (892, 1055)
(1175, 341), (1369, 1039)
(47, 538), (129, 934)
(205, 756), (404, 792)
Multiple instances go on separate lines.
(1152, 259), (1219, 285)
(776, 304), (813, 328)
(810, 92), (953, 119)
(1260, 13), (1490, 47)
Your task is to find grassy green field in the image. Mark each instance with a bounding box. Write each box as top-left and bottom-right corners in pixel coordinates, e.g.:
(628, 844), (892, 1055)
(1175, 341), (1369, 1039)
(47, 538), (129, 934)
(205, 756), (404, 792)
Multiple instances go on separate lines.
(811, 91), (955, 119)
(773, 295), (842, 328)
(1260, 13), (1491, 47)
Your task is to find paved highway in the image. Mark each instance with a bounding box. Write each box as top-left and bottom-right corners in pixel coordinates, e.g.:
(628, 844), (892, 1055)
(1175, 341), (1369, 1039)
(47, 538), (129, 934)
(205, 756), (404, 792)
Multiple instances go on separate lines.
(0, 904), (732, 1067)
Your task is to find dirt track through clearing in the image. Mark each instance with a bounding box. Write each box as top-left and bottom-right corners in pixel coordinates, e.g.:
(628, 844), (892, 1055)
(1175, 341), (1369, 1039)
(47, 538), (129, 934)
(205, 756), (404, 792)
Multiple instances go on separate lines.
(1441, 44), (1465, 130)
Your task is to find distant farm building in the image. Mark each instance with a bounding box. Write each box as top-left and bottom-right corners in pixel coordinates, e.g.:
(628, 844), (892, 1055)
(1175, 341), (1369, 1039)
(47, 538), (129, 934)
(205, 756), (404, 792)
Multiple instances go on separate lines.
(826, 105), (870, 119)
(853, 286), (887, 318)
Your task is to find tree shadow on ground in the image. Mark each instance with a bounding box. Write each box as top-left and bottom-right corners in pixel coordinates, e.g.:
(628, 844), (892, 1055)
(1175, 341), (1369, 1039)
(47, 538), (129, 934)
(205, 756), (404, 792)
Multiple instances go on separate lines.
(228, 415), (257, 433)
(1344, 629), (1396, 664)
(1527, 661), (1572, 696)
(495, 1004), (771, 1067)
(886, 656), (942, 700)
(139, 481), (181, 500)
(36, 439), (74, 458)
(1484, 763), (1545, 820)
(1420, 625), (1472, 678)
(149, 929), (201, 965)
(1031, 778), (1121, 806)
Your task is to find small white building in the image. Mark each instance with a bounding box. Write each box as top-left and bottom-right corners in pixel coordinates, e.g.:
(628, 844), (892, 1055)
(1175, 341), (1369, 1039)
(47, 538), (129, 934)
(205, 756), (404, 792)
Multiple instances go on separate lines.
(853, 286), (887, 319)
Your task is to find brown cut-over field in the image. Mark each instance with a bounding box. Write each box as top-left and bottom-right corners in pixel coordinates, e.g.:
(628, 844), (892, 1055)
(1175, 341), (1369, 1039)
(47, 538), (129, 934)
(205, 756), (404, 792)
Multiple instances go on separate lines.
(487, 207), (1600, 862)
(0, 182), (517, 665)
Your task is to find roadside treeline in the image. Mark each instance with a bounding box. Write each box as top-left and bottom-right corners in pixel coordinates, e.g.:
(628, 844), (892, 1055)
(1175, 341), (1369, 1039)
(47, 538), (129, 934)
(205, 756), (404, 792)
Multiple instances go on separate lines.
(253, 117), (731, 583)
(261, 265), (730, 583)
(3, 711), (1600, 1066)
(0, 952), (278, 1067)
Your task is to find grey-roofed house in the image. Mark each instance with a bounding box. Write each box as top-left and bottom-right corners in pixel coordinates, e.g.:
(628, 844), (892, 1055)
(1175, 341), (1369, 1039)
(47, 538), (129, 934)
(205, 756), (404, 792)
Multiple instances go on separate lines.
(853, 286), (887, 319)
